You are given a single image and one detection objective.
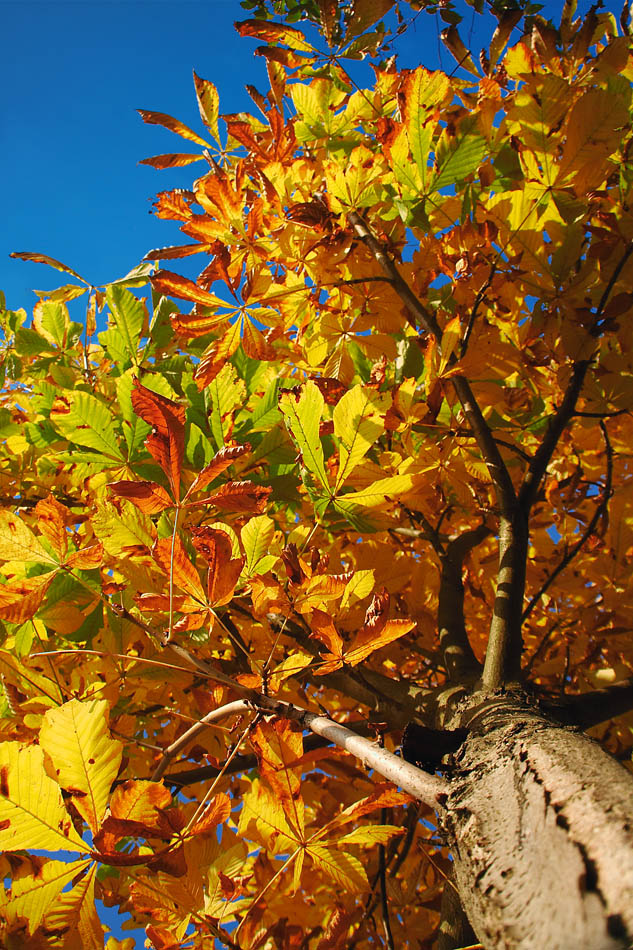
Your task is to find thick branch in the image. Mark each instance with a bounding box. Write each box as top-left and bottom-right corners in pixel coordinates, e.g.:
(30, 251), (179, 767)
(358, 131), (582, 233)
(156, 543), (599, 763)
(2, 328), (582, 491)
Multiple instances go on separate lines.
(544, 677), (633, 730)
(438, 525), (490, 681)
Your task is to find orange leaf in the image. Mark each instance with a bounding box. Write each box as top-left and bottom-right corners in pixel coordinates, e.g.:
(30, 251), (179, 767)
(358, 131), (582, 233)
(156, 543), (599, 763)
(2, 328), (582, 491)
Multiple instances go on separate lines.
(347, 618), (416, 665)
(310, 609), (345, 674)
(137, 109), (209, 146)
(65, 543), (104, 570)
(131, 379), (185, 499)
(243, 317), (278, 361)
(151, 269), (229, 309)
(143, 243), (204, 261)
(152, 536), (206, 602)
(9, 251), (87, 283)
(0, 573), (55, 623)
(190, 793), (231, 835)
(109, 479), (174, 514)
(185, 443), (250, 498)
(194, 480), (272, 513)
(235, 19), (315, 52)
(193, 321), (243, 388)
(139, 153), (204, 169)
(190, 527), (244, 606)
(34, 495), (68, 560)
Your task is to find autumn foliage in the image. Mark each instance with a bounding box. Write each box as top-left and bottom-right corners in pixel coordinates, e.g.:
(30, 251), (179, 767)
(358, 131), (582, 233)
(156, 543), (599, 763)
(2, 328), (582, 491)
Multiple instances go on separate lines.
(1, 0), (633, 946)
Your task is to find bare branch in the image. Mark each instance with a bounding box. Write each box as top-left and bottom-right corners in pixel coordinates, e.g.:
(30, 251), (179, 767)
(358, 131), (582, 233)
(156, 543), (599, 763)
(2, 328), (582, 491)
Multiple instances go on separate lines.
(522, 421), (613, 624)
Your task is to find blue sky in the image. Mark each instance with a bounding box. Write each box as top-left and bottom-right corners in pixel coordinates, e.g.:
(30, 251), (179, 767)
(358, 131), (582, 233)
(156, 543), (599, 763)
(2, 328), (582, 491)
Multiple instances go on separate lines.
(0, 0), (506, 315)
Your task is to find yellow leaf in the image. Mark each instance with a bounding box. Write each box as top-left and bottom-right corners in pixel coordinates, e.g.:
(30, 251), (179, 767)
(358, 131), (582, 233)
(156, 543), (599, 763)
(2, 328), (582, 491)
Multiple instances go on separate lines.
(0, 743), (88, 853)
(238, 779), (301, 855)
(42, 861), (103, 950)
(249, 720), (304, 841)
(335, 823), (403, 846)
(307, 844), (368, 892)
(0, 858), (91, 934)
(39, 698), (123, 834)
(333, 385), (389, 490)
(0, 511), (56, 565)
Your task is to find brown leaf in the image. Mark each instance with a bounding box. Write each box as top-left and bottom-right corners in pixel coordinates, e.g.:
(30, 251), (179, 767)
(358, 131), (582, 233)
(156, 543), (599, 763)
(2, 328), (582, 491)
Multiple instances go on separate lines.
(185, 443), (250, 498)
(152, 535), (206, 602)
(193, 480), (272, 513)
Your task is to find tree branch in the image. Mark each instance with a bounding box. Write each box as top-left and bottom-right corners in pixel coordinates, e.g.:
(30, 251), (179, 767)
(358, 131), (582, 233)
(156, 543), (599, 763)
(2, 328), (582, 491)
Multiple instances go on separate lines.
(544, 676), (633, 729)
(349, 211), (527, 690)
(438, 525), (490, 681)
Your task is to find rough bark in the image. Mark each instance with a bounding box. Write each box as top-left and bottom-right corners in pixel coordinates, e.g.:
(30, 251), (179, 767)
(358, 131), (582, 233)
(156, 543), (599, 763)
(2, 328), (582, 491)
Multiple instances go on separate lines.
(441, 694), (633, 950)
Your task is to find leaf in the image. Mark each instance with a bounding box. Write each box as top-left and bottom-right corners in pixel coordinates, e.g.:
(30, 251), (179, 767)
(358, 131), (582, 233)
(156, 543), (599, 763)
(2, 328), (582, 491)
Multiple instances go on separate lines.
(42, 861), (102, 949)
(0, 573), (56, 623)
(109, 479), (174, 514)
(140, 152), (205, 169)
(152, 269), (230, 309)
(0, 510), (58, 565)
(34, 494), (69, 560)
(0, 743), (88, 853)
(132, 378), (185, 498)
(152, 535), (207, 602)
(92, 500), (155, 555)
(10, 251), (88, 283)
(333, 384), (389, 490)
(138, 109), (210, 146)
(335, 823), (403, 846)
(307, 844), (368, 892)
(51, 392), (125, 461)
(185, 443), (250, 498)
(104, 285), (145, 364)
(402, 68), (450, 179)
(0, 857), (92, 934)
(193, 72), (221, 142)
(241, 514), (276, 578)
(39, 698), (123, 834)
(198, 480), (272, 513)
(280, 380), (330, 491)
(190, 526), (244, 606)
(236, 19), (315, 52)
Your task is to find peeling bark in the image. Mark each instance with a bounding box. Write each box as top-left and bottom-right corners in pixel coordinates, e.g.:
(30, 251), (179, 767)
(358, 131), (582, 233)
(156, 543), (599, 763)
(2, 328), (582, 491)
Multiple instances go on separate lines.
(442, 695), (633, 950)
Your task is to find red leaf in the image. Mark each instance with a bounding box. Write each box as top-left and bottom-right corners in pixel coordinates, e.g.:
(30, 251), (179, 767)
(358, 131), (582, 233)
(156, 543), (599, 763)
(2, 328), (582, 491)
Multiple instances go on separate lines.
(190, 527), (244, 606)
(131, 380), (185, 499)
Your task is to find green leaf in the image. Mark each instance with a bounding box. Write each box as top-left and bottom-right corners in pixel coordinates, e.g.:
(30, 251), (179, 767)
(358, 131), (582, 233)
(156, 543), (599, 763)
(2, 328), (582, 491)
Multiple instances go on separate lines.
(92, 501), (155, 555)
(52, 393), (125, 461)
(38, 301), (69, 348)
(434, 119), (487, 191)
(103, 285), (145, 366)
(208, 364), (245, 449)
(14, 328), (55, 356)
(280, 380), (330, 492)
(241, 515), (277, 578)
(333, 385), (389, 491)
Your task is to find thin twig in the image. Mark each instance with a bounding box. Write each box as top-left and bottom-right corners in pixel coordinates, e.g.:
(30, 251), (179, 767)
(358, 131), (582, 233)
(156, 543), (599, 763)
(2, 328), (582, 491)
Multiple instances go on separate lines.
(461, 262), (497, 358)
(522, 421), (613, 623)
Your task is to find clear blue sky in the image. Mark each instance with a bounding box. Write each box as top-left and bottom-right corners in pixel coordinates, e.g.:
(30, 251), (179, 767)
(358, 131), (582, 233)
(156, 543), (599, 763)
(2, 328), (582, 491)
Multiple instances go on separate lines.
(0, 0), (508, 314)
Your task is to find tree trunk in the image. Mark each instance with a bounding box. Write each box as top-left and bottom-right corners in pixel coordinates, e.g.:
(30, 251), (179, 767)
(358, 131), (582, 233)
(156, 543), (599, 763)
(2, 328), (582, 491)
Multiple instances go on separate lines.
(441, 695), (633, 950)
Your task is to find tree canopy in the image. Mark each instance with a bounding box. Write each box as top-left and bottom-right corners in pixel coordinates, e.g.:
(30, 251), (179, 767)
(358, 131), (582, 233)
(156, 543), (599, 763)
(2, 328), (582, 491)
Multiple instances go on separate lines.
(1, 1), (633, 947)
